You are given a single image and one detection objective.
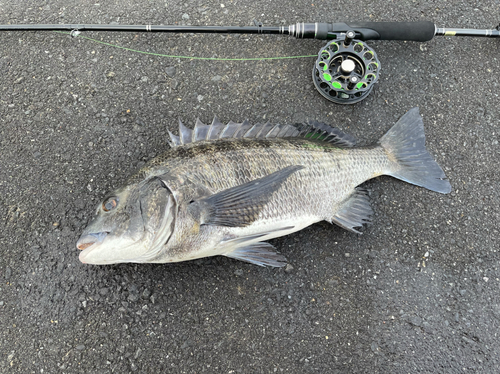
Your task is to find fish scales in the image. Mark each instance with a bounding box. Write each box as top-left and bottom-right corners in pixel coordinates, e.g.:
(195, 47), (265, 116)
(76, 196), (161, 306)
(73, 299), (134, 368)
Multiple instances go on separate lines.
(143, 138), (387, 225)
(77, 108), (451, 267)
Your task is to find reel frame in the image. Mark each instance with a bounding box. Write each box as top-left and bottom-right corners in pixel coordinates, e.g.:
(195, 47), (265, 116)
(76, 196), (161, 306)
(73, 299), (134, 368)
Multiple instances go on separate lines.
(312, 32), (381, 104)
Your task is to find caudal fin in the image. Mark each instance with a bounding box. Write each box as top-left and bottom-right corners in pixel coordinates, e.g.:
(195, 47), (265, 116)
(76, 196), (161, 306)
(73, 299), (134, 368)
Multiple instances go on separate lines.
(380, 107), (451, 194)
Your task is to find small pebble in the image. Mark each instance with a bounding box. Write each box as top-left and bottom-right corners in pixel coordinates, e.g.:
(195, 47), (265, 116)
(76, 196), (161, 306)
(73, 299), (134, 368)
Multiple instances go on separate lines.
(409, 316), (422, 327)
(166, 66), (176, 77)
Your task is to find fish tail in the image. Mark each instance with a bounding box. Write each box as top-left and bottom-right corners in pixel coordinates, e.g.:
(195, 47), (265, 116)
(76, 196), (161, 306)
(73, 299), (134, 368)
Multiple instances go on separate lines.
(380, 107), (451, 194)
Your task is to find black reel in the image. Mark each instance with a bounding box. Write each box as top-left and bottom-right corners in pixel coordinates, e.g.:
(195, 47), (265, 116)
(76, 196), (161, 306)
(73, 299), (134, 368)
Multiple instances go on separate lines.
(312, 31), (381, 104)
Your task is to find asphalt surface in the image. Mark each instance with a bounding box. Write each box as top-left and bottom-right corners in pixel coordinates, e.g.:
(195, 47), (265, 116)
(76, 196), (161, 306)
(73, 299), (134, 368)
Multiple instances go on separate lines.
(1, 1), (499, 373)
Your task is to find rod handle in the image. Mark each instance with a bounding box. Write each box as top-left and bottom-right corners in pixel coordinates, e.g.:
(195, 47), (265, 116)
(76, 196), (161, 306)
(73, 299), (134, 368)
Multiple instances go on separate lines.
(293, 21), (436, 41)
(341, 21), (436, 41)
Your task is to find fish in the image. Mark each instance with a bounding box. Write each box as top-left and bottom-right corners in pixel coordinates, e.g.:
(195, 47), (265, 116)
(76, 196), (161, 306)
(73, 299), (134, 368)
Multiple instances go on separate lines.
(77, 107), (451, 267)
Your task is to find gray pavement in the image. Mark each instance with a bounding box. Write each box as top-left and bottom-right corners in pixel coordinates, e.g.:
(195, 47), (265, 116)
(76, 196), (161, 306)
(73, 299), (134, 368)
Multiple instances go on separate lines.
(1, 1), (499, 373)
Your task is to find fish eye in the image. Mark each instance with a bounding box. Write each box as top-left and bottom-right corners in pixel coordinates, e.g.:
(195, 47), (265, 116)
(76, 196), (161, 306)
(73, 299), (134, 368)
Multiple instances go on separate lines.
(102, 197), (119, 212)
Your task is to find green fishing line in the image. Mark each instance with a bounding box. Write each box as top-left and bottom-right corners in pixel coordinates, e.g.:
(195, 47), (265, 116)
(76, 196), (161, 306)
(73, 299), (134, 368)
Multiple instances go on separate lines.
(53, 31), (317, 61)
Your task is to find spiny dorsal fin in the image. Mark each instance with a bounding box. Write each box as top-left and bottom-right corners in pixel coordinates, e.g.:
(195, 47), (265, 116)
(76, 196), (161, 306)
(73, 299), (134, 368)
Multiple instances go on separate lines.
(168, 117), (356, 147)
(194, 118), (210, 142)
(266, 124), (282, 138)
(207, 117), (225, 140)
(256, 122), (274, 138)
(220, 121), (240, 138)
(234, 119), (252, 138)
(179, 119), (192, 145)
(168, 130), (181, 147)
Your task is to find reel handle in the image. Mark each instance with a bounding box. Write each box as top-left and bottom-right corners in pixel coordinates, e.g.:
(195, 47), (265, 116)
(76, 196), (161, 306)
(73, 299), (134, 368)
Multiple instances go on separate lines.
(290, 21), (436, 41)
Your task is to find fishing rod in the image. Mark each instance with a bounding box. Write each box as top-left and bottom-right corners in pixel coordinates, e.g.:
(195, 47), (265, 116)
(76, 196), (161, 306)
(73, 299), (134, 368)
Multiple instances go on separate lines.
(2, 21), (499, 104)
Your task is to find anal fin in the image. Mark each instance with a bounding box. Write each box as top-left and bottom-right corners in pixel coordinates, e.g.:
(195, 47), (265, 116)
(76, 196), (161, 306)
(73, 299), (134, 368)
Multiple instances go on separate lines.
(224, 242), (287, 267)
(331, 188), (372, 234)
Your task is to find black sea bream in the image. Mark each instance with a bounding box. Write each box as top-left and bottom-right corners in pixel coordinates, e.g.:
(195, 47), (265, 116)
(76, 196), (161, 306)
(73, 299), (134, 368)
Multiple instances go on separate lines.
(77, 108), (451, 267)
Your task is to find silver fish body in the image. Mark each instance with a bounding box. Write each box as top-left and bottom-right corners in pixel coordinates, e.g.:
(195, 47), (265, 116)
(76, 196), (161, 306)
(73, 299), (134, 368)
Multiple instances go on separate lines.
(77, 108), (451, 267)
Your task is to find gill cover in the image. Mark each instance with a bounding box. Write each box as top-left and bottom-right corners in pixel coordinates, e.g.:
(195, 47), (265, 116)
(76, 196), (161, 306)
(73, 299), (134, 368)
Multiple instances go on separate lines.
(138, 177), (177, 262)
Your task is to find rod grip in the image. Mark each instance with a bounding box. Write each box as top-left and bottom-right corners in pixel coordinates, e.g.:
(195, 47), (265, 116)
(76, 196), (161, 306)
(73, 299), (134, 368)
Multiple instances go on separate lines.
(346, 21), (436, 41)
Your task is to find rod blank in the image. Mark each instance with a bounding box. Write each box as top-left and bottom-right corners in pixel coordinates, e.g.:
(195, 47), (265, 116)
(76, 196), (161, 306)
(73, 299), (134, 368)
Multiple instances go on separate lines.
(435, 27), (500, 37)
(0, 22), (499, 41)
(0, 23), (281, 34)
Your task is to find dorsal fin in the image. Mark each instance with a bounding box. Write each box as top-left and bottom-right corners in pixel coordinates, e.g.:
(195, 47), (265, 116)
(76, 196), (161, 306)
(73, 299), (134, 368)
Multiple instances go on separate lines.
(194, 118), (210, 142)
(265, 124), (282, 138)
(256, 122), (274, 138)
(168, 130), (181, 147)
(301, 120), (357, 147)
(220, 121), (241, 138)
(168, 117), (357, 147)
(243, 123), (262, 138)
(207, 117), (225, 140)
(279, 124), (300, 138)
(234, 119), (252, 138)
(179, 119), (193, 145)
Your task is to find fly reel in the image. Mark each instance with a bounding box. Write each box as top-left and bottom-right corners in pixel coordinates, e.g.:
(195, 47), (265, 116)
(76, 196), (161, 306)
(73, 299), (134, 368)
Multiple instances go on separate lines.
(312, 31), (381, 104)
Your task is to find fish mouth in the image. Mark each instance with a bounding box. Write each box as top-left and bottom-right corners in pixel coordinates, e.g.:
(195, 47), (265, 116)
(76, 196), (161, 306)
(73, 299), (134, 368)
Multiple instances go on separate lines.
(77, 232), (109, 263)
(77, 231), (152, 265)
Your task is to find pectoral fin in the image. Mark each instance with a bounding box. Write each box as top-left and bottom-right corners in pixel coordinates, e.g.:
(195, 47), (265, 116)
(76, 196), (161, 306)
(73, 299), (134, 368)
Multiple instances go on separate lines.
(188, 165), (304, 227)
(224, 243), (287, 267)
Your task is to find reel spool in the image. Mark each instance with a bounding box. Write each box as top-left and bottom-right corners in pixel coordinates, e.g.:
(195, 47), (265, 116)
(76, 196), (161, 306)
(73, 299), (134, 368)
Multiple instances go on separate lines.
(312, 31), (381, 104)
